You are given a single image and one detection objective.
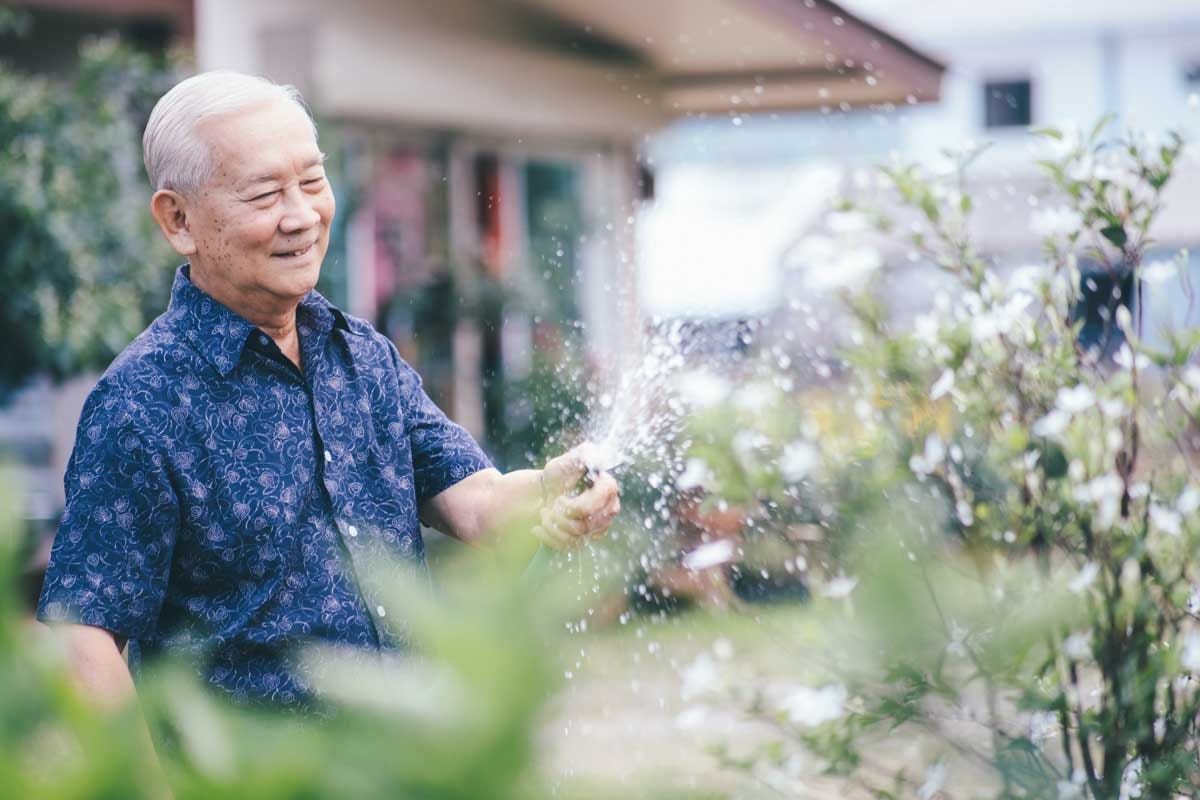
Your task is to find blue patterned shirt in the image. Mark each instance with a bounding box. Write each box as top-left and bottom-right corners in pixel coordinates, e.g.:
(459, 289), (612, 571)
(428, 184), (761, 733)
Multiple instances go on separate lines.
(37, 265), (492, 706)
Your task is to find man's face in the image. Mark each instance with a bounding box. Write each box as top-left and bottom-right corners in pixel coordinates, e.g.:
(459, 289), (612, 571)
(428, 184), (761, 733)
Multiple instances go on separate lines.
(184, 99), (336, 306)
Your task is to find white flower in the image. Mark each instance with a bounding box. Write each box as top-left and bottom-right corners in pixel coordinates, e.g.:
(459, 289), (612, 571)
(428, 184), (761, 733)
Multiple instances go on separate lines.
(682, 539), (737, 571)
(1074, 475), (1124, 530)
(930, 368), (955, 401)
(712, 638), (735, 660)
(1119, 758), (1143, 800)
(825, 210), (869, 234)
(778, 683), (847, 727)
(803, 244), (884, 291)
(1058, 781), (1085, 800)
(819, 573), (858, 598)
(1063, 632), (1091, 660)
(1183, 632), (1200, 672)
(913, 312), (941, 345)
(1114, 345), (1150, 371)
(680, 653), (721, 700)
(1068, 155), (1095, 184)
(918, 762), (948, 800)
(732, 430), (770, 460)
(1045, 126), (1082, 158)
(1177, 485), (1200, 515)
(1115, 305), (1133, 334)
(1099, 398), (1127, 419)
(1033, 409), (1070, 438)
(733, 382), (774, 413)
(971, 293), (1033, 343)
(677, 458), (712, 490)
(1142, 260), (1177, 285)
(1150, 504), (1183, 537)
(674, 704), (710, 731)
(1030, 206), (1083, 238)
(909, 434), (946, 475)
(1056, 385), (1095, 414)
(1008, 263), (1048, 294)
(1095, 158), (1143, 193)
(1069, 562), (1100, 594)
(945, 620), (969, 658)
(1030, 711), (1059, 746)
(1182, 367), (1200, 393)
(780, 440), (820, 482)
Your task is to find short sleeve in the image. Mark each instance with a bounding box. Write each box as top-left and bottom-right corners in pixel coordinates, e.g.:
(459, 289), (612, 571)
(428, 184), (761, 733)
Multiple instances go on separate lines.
(386, 342), (493, 504)
(36, 386), (180, 641)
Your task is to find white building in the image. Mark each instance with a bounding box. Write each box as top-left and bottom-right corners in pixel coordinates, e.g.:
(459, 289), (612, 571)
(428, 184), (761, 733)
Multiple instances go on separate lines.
(641, 0), (1200, 325)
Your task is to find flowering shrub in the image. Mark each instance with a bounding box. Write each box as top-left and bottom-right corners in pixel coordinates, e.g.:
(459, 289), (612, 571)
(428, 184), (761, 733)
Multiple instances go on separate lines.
(668, 121), (1200, 797)
(791, 122), (1199, 796)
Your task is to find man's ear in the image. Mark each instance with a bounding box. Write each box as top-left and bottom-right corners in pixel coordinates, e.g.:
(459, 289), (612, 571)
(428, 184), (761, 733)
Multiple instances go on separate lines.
(149, 189), (198, 256)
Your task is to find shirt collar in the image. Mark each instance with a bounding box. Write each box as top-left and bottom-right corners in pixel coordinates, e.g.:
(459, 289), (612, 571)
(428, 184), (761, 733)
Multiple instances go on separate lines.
(166, 264), (357, 376)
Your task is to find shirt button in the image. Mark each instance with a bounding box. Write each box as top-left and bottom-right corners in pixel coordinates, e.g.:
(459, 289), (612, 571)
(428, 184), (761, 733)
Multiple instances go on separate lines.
(376, 605), (386, 618)
(347, 524), (358, 538)
(324, 450), (332, 463)
(258, 334), (270, 346)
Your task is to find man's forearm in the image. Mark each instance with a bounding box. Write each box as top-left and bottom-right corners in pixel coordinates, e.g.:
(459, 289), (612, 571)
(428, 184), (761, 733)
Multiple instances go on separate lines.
(60, 624), (139, 711)
(421, 467), (544, 546)
(464, 468), (544, 545)
(50, 623), (171, 796)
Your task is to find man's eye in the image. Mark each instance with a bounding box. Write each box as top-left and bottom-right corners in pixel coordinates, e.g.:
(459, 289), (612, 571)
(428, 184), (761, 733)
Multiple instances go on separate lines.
(251, 190), (279, 202)
(303, 177), (326, 188)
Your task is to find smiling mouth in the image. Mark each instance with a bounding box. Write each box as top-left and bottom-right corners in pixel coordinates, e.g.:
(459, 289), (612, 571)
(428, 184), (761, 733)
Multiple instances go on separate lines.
(273, 241), (316, 259)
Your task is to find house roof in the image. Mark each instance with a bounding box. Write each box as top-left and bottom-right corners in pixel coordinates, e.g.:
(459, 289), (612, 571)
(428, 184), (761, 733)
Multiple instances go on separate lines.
(193, 0), (943, 139)
(518, 0), (944, 114)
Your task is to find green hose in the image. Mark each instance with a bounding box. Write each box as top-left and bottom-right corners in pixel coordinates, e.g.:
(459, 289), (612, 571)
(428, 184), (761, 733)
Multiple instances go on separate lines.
(522, 544), (556, 584)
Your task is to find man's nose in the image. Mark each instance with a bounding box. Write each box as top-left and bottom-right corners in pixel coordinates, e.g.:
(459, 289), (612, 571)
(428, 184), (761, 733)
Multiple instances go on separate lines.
(278, 185), (321, 233)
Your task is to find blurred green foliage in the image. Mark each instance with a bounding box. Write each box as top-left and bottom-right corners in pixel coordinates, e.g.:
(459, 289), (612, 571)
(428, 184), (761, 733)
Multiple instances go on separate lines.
(0, 36), (178, 391)
(0, 482), (617, 799)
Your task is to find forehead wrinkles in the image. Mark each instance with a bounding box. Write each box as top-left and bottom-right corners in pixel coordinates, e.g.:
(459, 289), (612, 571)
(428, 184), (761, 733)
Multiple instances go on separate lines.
(196, 104), (318, 188)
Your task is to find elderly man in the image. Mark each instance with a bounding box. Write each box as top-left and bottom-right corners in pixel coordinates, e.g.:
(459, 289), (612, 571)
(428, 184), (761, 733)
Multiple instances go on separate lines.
(36, 70), (620, 709)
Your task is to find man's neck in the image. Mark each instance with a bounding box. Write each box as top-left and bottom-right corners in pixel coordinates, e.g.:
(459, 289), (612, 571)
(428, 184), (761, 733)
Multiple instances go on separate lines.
(189, 263), (305, 371)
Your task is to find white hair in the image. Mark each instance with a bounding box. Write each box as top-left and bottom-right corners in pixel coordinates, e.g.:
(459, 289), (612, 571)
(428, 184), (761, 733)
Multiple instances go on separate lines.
(142, 70), (318, 195)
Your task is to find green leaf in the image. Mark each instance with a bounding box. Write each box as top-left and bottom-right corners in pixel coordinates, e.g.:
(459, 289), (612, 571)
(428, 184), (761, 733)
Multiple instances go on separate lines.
(1100, 224), (1127, 248)
(919, 192), (940, 223)
(1031, 126), (1063, 140)
(1089, 112), (1116, 143)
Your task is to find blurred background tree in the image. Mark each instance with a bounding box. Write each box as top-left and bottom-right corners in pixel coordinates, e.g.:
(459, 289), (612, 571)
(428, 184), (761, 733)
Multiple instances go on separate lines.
(0, 19), (178, 394)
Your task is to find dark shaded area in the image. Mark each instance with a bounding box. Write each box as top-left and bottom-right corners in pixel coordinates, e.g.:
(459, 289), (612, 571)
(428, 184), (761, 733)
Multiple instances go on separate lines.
(984, 78), (1032, 128)
(1073, 265), (1135, 360)
(0, 7), (174, 75)
(729, 565), (810, 604)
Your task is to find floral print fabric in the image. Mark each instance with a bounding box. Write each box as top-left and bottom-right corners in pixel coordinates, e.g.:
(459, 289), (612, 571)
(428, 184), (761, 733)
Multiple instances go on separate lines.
(37, 265), (492, 706)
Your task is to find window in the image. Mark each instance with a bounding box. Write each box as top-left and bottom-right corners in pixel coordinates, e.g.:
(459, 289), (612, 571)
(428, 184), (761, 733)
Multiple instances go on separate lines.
(984, 79), (1032, 128)
(1184, 60), (1200, 85)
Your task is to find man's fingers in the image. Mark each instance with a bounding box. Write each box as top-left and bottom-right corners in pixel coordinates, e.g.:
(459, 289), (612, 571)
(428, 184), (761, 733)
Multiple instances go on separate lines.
(561, 474), (619, 519)
(542, 450), (588, 494)
(543, 504), (588, 540)
(586, 495), (622, 539)
(533, 522), (572, 550)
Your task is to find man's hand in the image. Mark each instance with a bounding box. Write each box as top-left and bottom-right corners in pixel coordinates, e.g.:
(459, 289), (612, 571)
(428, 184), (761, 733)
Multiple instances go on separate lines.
(533, 443), (622, 550)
